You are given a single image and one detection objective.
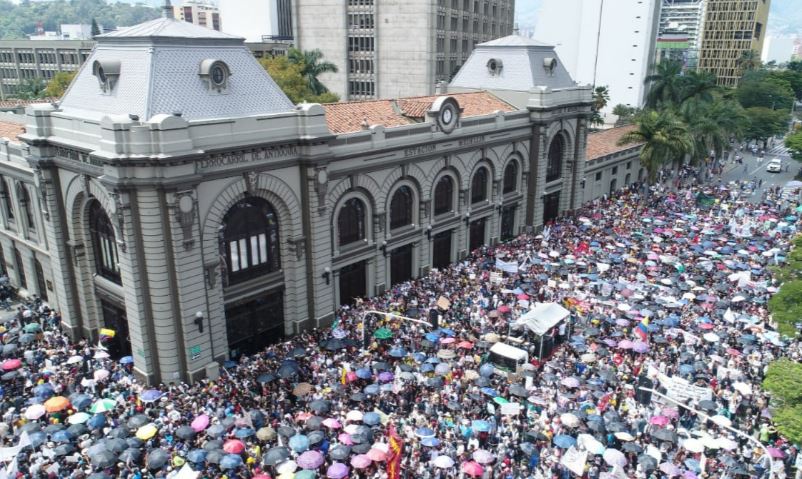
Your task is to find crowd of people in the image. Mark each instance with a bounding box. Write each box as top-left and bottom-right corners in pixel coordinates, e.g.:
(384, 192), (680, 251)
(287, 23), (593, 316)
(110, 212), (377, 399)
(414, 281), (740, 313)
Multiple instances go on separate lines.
(0, 178), (800, 479)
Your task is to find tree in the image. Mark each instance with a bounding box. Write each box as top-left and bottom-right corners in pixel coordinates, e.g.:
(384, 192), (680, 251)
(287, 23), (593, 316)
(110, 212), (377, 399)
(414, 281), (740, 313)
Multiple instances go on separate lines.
(14, 78), (46, 100)
(90, 17), (100, 37)
(678, 70), (718, 107)
(618, 109), (693, 183)
(590, 86), (610, 126)
(44, 71), (76, 98)
(260, 56), (340, 105)
(763, 359), (802, 445)
(644, 60), (684, 108)
(736, 71), (794, 110)
(736, 49), (762, 73)
(287, 48), (338, 96)
(744, 106), (790, 148)
(612, 104), (638, 125)
(786, 129), (802, 163)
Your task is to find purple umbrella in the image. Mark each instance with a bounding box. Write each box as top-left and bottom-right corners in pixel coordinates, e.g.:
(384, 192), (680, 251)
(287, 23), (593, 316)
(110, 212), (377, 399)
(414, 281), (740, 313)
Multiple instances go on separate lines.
(350, 454), (372, 469)
(139, 390), (162, 403)
(297, 450), (325, 470)
(617, 340), (634, 350)
(561, 377), (580, 388)
(659, 463), (682, 477)
(632, 341), (650, 353)
(472, 449), (495, 464)
(327, 462), (350, 479)
(603, 339), (618, 347)
(615, 318), (630, 327)
(378, 372), (394, 383)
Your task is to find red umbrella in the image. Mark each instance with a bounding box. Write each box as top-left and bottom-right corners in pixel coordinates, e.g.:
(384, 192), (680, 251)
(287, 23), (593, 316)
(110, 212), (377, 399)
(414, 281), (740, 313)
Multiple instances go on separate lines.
(462, 461), (484, 477)
(497, 305), (511, 313)
(726, 348), (742, 356)
(223, 439), (245, 454)
(457, 341), (474, 349)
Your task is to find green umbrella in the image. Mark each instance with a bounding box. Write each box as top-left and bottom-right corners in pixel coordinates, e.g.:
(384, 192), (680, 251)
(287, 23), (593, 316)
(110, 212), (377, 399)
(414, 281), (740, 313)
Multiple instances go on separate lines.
(493, 397), (509, 405)
(373, 328), (393, 340)
(295, 471), (317, 479)
(796, 205), (802, 213)
(90, 398), (117, 414)
(23, 323), (42, 333)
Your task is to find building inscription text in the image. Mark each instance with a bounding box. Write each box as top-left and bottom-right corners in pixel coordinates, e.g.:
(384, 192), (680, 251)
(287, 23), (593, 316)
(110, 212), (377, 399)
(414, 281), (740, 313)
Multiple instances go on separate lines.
(404, 144), (436, 158)
(198, 145), (299, 171)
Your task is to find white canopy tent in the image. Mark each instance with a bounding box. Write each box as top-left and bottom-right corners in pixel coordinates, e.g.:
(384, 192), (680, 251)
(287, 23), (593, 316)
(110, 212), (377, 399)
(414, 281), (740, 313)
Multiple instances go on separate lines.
(516, 302), (570, 335)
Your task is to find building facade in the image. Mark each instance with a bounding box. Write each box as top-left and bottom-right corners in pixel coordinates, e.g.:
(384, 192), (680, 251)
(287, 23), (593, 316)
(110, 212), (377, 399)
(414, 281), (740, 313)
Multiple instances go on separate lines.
(698, 0), (771, 87)
(657, 0), (707, 69)
(0, 17), (592, 385)
(218, 0), (294, 43)
(534, 0), (661, 115)
(174, 0), (222, 31)
(294, 0), (516, 101)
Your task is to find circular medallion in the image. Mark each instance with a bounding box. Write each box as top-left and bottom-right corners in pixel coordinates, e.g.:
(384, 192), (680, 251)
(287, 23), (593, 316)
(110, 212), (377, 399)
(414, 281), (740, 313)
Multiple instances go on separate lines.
(211, 65), (226, 86)
(178, 195), (194, 214)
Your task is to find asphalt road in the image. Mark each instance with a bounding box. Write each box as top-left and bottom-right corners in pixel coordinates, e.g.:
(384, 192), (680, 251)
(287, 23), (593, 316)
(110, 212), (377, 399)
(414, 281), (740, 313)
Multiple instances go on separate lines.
(715, 142), (798, 202)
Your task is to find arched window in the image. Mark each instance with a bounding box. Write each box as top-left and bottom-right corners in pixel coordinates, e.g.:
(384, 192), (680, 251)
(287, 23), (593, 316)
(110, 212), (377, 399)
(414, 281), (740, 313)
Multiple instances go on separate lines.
(433, 176), (454, 216)
(389, 186), (413, 230)
(0, 178), (13, 222)
(471, 167), (488, 204)
(546, 135), (564, 183)
(221, 197), (281, 285)
(338, 198), (366, 247)
(503, 161), (518, 194)
(17, 184), (34, 232)
(88, 200), (121, 285)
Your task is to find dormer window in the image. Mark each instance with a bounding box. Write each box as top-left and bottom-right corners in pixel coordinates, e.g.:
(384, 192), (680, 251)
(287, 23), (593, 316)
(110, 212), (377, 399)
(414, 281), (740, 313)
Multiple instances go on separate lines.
(199, 59), (231, 93)
(487, 58), (503, 75)
(92, 59), (120, 93)
(544, 57), (557, 76)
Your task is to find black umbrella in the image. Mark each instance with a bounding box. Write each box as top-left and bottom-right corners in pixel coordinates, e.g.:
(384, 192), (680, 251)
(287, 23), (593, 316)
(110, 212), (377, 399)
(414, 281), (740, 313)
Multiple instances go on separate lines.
(127, 415), (148, 429)
(623, 443), (643, 453)
(90, 450), (117, 469)
(330, 445), (351, 460)
(206, 449), (224, 464)
(126, 438), (144, 449)
(105, 438), (128, 454)
(309, 400), (331, 414)
(587, 421), (606, 433)
(447, 401), (461, 411)
(289, 347), (307, 358)
(277, 361), (300, 379)
(118, 448), (142, 463)
(44, 424), (65, 434)
(305, 416), (323, 431)
(475, 377), (491, 387)
(278, 426), (296, 438)
(203, 440), (223, 451)
(509, 384), (528, 398)
(352, 442), (371, 454)
(175, 425), (196, 441)
(88, 473), (112, 479)
(263, 446), (291, 466)
(638, 455), (657, 471)
(322, 338), (347, 351)
(372, 361), (390, 371)
(207, 424), (225, 438)
(308, 430), (325, 445)
(67, 424), (88, 437)
(257, 373), (277, 384)
(426, 377), (444, 388)
(54, 444), (75, 456)
(606, 422), (628, 433)
(650, 428), (677, 443)
(108, 427), (130, 439)
(350, 393), (367, 403)
(698, 400), (718, 412)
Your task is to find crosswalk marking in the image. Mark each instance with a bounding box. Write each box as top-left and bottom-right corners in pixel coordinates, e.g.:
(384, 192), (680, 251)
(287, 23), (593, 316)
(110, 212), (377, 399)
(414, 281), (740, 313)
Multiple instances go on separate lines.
(765, 144), (790, 158)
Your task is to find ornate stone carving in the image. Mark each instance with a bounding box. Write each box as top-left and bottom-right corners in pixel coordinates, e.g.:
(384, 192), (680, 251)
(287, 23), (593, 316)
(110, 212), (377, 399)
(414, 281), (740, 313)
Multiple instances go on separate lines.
(32, 167), (50, 221)
(109, 192), (127, 253)
(289, 236), (306, 260)
(205, 261), (220, 289)
(244, 170), (259, 195)
(174, 191), (196, 251)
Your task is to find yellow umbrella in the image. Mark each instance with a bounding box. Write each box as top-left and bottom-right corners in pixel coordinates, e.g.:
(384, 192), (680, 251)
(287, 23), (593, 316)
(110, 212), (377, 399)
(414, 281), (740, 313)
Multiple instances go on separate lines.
(44, 396), (70, 413)
(136, 423), (158, 440)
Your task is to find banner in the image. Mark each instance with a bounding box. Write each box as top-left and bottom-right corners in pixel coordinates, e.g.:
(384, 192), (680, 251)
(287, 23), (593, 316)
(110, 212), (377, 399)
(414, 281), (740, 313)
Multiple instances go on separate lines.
(657, 374), (713, 403)
(561, 446), (587, 476)
(386, 425), (404, 479)
(495, 258), (519, 274)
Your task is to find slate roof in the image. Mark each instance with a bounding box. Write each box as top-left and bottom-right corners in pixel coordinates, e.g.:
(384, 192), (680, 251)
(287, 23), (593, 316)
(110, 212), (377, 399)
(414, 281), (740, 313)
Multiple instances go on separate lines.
(586, 125), (643, 160)
(98, 17), (241, 41)
(450, 34), (576, 92)
(321, 91), (516, 135)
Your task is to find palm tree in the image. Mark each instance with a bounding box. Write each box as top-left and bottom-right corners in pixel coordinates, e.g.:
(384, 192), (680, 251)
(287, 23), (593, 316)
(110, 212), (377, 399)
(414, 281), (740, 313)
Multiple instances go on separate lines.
(737, 50), (762, 73)
(679, 70), (719, 107)
(644, 60), (684, 109)
(590, 85), (610, 126)
(287, 48), (339, 95)
(618, 109), (693, 183)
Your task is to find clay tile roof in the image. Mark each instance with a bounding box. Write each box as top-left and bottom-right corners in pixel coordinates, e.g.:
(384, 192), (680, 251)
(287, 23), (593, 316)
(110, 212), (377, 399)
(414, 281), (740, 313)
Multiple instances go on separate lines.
(321, 91), (516, 135)
(585, 125), (643, 160)
(0, 120), (24, 141)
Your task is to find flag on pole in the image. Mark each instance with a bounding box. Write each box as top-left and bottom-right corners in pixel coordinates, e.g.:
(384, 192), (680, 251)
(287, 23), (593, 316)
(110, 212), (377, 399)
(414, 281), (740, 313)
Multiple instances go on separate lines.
(634, 317), (649, 342)
(386, 424), (404, 479)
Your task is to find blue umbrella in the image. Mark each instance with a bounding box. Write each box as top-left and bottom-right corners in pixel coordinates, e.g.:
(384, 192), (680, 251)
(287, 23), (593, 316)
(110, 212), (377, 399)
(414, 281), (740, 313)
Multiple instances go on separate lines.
(139, 390), (162, 402)
(277, 360), (300, 379)
(481, 387), (498, 396)
(220, 454), (243, 470)
(289, 434), (310, 453)
(364, 384), (380, 395)
(421, 437), (441, 447)
(87, 414), (107, 430)
(425, 357), (440, 364)
(53, 430), (75, 443)
(120, 356), (134, 365)
(33, 384), (55, 399)
(69, 394), (92, 411)
(234, 428), (254, 438)
(362, 412), (380, 426)
(471, 420), (491, 433)
(187, 449), (207, 464)
(28, 431), (46, 448)
(355, 368), (372, 379)
(684, 458), (701, 473)
(425, 332), (440, 342)
(388, 347), (407, 358)
(415, 427), (435, 438)
(479, 364), (495, 377)
(553, 435), (576, 448)
(412, 352), (426, 363)
(421, 364), (434, 373)
(256, 373), (276, 384)
(439, 328), (456, 337)
(678, 364), (695, 376)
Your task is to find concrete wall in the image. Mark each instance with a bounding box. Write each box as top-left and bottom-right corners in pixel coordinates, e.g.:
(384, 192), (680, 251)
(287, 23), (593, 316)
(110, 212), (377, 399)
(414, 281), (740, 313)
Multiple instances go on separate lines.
(376, 0), (434, 99)
(295, 0), (348, 98)
(582, 147), (644, 203)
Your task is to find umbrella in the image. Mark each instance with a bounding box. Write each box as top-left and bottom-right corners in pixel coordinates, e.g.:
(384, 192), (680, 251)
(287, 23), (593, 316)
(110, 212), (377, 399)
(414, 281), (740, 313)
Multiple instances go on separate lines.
(432, 456), (455, 468)
(257, 373), (277, 384)
(462, 461), (484, 477)
(553, 434), (576, 448)
(309, 399), (331, 414)
(127, 414), (149, 429)
(422, 437), (441, 447)
(416, 427), (435, 438)
(44, 396), (70, 413)
(561, 377), (580, 388)
(367, 448), (387, 461)
(24, 404), (46, 420)
(90, 450), (117, 469)
(90, 398), (117, 414)
(659, 462), (682, 477)
(223, 439), (246, 455)
(471, 420), (491, 433)
(67, 412), (90, 425)
(277, 360), (300, 379)
(330, 445), (351, 460)
(1, 359), (21, 371)
(298, 450), (325, 469)
(139, 390), (162, 403)
(622, 443), (643, 453)
(136, 424), (158, 441)
(220, 454), (244, 470)
(326, 462), (350, 479)
(187, 449), (207, 464)
(289, 434), (310, 453)
(175, 425), (196, 440)
(293, 382), (314, 397)
(651, 428), (677, 442)
(191, 414), (210, 432)
(638, 455), (658, 471)
(472, 449), (495, 464)
(362, 412), (380, 426)
(373, 328), (393, 339)
(263, 447), (291, 466)
(603, 448), (627, 467)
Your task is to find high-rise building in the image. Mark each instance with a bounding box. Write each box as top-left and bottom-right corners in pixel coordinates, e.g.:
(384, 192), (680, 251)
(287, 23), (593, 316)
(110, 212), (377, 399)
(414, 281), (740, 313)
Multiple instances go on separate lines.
(697, 0), (771, 87)
(294, 0), (516, 101)
(218, 0), (294, 43)
(534, 0), (661, 114)
(656, 0), (707, 69)
(173, 0), (222, 31)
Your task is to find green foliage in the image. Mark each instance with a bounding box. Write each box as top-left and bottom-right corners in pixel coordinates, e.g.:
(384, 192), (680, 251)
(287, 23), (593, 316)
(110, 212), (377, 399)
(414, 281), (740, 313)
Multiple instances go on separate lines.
(737, 49), (762, 73)
(644, 60), (684, 108)
(0, 0), (159, 40)
(590, 86), (610, 126)
(744, 107), (791, 145)
(287, 48), (339, 96)
(15, 78), (46, 100)
(260, 56), (340, 105)
(786, 129), (802, 163)
(618, 109), (692, 182)
(766, 235), (802, 335)
(44, 71), (76, 98)
(763, 360), (802, 445)
(737, 70), (795, 110)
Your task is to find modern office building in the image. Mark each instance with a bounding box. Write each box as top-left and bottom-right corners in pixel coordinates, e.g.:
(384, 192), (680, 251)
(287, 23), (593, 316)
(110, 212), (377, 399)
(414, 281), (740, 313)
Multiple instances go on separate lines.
(0, 12), (593, 384)
(218, 0), (294, 43)
(697, 0), (771, 87)
(173, 0), (221, 31)
(534, 0), (661, 115)
(294, 0), (516, 101)
(657, 0), (707, 69)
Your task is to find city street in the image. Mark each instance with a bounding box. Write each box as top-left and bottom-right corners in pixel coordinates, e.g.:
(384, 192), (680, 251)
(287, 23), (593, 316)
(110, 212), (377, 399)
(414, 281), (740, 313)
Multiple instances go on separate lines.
(717, 142), (798, 202)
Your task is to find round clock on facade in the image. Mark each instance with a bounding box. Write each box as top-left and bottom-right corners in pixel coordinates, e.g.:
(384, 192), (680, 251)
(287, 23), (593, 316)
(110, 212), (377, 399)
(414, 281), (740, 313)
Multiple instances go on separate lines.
(437, 100), (460, 134)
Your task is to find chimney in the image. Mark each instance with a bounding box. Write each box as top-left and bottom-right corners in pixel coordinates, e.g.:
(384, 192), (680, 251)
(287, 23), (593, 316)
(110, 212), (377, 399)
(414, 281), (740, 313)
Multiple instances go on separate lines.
(163, 0), (175, 19)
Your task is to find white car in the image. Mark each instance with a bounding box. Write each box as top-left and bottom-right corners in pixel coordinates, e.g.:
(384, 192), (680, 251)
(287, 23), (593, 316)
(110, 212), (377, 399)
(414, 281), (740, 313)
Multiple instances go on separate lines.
(766, 159), (782, 173)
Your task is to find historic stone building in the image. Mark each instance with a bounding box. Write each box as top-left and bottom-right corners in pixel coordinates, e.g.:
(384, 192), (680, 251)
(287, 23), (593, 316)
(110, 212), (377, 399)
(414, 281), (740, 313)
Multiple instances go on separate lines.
(0, 13), (592, 384)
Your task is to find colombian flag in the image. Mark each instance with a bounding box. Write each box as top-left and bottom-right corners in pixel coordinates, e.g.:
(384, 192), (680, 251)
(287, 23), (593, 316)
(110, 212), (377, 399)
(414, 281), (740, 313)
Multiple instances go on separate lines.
(634, 317), (649, 342)
(386, 424), (404, 479)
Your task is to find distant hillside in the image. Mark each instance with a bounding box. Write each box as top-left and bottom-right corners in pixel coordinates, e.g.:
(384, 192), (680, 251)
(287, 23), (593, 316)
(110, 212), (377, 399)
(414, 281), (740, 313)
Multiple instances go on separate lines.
(0, 0), (160, 39)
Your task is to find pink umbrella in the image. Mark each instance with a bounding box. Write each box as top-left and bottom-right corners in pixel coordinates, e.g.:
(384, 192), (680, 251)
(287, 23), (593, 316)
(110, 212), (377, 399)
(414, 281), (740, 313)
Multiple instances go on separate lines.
(632, 341), (650, 353)
(497, 305), (511, 313)
(617, 340), (634, 350)
(462, 461), (484, 477)
(661, 408), (679, 419)
(517, 293), (529, 300)
(253, 475), (272, 479)
(367, 448), (388, 462)
(767, 447), (785, 459)
(698, 323), (715, 330)
(323, 418), (342, 429)
(223, 439), (245, 454)
(346, 371), (357, 382)
(440, 337), (456, 344)
(659, 462), (682, 477)
(297, 450), (325, 469)
(457, 341), (474, 349)
(191, 414), (209, 432)
(350, 454), (372, 469)
(472, 449), (495, 464)
(650, 416), (669, 426)
(1, 359), (21, 371)
(338, 433), (354, 445)
(615, 319), (630, 327)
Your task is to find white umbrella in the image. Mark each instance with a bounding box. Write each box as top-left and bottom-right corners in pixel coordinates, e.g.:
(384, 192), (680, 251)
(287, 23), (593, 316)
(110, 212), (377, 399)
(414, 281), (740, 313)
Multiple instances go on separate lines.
(93, 369), (110, 381)
(346, 411), (363, 422)
(703, 333), (720, 343)
(432, 455), (455, 468)
(276, 460), (297, 475)
(682, 438), (704, 453)
(67, 412), (91, 425)
(716, 437), (738, 451)
(700, 435), (720, 449)
(710, 415), (732, 428)
(93, 350), (110, 359)
(24, 404), (46, 420)
(560, 413), (580, 428)
(66, 355), (83, 365)
(614, 432), (635, 442)
(732, 382), (752, 395)
(617, 304), (631, 312)
(603, 448), (627, 467)
(577, 434), (605, 455)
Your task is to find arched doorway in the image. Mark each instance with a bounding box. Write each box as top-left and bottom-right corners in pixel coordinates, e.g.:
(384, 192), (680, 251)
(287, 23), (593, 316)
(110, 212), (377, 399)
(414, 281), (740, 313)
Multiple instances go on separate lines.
(337, 197), (368, 305)
(220, 196), (284, 358)
(546, 136), (564, 183)
(609, 178), (617, 195)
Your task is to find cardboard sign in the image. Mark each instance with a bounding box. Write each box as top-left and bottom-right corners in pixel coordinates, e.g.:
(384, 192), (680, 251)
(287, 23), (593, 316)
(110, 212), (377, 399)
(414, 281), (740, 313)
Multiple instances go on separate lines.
(561, 446), (588, 476)
(437, 296), (451, 310)
(490, 272), (503, 285)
